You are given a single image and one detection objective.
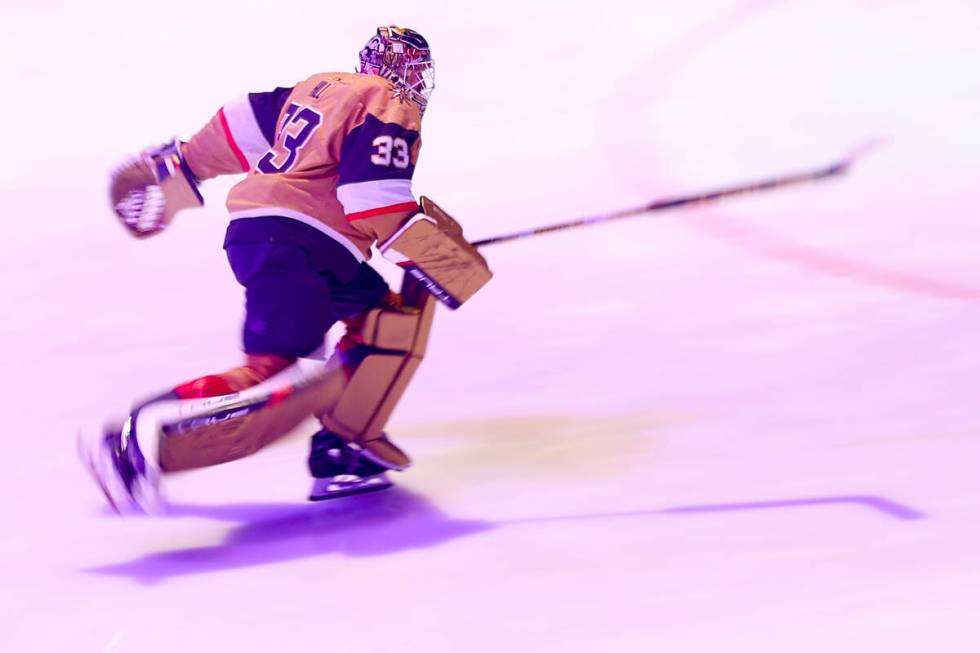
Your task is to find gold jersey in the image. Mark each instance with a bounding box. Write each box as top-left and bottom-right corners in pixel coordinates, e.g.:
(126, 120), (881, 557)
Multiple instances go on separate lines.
(182, 72), (422, 265)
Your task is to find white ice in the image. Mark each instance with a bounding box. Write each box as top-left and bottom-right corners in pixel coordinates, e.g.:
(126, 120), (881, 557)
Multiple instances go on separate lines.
(2, 1), (979, 651)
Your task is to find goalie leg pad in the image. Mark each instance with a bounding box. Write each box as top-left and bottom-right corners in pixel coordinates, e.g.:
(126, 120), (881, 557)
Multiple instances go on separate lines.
(157, 363), (347, 472)
(316, 295), (435, 470)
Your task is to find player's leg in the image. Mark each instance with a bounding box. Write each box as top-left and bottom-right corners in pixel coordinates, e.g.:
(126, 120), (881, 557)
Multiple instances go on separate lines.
(82, 239), (368, 512)
(127, 241), (339, 409)
(168, 240), (352, 399)
(307, 272), (435, 499)
(305, 197), (493, 499)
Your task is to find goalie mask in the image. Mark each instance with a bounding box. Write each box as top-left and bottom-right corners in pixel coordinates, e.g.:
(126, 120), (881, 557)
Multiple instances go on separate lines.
(358, 26), (435, 115)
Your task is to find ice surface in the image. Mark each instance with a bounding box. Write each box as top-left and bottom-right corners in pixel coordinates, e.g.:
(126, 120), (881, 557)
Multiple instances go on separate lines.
(2, 1), (980, 651)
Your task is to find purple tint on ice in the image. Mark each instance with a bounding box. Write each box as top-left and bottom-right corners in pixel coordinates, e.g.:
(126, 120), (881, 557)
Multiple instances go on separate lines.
(83, 488), (493, 585)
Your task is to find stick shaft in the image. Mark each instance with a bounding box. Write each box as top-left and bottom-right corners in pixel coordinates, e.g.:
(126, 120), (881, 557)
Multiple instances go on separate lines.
(471, 152), (860, 249)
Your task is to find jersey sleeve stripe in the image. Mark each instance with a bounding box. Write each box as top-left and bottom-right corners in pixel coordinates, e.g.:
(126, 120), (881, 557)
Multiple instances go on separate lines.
(337, 178), (416, 216)
(218, 108), (250, 172)
(346, 201), (419, 222)
(220, 95), (273, 170)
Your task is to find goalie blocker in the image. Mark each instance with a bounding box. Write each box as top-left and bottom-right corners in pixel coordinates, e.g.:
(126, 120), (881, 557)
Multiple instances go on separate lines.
(127, 197), (490, 486)
(380, 196), (492, 309)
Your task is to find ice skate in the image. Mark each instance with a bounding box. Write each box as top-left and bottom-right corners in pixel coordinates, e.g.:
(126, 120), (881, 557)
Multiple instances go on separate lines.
(78, 417), (161, 515)
(307, 430), (395, 501)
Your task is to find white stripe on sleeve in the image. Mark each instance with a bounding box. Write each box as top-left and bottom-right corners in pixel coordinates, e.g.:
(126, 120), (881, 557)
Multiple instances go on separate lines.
(222, 95), (271, 167)
(336, 179), (415, 215)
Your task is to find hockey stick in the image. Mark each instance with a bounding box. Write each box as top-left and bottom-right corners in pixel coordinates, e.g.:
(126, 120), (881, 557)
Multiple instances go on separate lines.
(471, 140), (885, 249)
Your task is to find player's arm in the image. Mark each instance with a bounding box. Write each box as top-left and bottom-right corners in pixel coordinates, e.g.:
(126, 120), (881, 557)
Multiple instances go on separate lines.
(335, 110), (423, 244)
(181, 87), (293, 179)
(109, 87), (293, 238)
(335, 105), (491, 308)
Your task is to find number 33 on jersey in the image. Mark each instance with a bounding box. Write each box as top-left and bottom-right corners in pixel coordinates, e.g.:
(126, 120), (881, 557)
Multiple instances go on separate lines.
(370, 135), (411, 169)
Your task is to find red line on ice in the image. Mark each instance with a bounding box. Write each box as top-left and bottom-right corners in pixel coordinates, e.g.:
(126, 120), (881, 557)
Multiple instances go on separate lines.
(688, 212), (980, 303)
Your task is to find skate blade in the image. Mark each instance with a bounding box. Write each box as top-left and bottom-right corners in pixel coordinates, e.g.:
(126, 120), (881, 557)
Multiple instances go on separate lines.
(308, 474), (392, 501)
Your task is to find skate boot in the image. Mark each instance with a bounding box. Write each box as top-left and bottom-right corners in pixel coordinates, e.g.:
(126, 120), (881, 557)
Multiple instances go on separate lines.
(79, 416), (161, 514)
(307, 429), (395, 501)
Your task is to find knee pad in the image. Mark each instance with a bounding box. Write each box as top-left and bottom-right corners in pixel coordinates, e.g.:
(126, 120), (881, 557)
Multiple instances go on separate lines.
(172, 354), (294, 399)
(317, 294), (435, 469)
